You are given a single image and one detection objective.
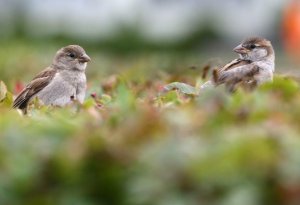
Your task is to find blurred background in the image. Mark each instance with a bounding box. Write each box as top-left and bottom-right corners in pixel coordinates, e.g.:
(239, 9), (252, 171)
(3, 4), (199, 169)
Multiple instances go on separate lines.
(2, 1), (300, 205)
(0, 0), (287, 46)
(1, 0), (299, 88)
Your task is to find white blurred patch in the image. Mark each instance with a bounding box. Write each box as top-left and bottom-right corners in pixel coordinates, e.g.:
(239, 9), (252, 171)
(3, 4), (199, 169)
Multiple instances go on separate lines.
(0, 0), (287, 42)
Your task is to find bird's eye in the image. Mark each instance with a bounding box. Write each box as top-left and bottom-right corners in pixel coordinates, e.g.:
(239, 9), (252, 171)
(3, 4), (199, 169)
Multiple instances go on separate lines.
(249, 44), (256, 49)
(69, 53), (76, 58)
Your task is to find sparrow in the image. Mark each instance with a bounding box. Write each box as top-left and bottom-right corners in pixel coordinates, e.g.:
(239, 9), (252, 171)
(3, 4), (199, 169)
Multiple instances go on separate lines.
(201, 37), (275, 91)
(13, 45), (91, 114)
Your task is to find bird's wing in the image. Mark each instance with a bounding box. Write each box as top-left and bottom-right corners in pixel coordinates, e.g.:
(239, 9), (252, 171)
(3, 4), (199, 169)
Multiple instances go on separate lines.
(13, 67), (57, 109)
(214, 63), (259, 85)
(32, 66), (57, 80)
(220, 59), (252, 72)
(201, 59), (253, 89)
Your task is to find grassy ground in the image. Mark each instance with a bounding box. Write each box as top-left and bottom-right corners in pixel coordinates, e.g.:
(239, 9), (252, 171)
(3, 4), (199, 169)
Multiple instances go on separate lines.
(1, 42), (300, 205)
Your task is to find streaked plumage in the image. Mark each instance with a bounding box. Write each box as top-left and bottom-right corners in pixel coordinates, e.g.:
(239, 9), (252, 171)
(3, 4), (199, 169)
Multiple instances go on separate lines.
(13, 45), (91, 114)
(201, 37), (275, 91)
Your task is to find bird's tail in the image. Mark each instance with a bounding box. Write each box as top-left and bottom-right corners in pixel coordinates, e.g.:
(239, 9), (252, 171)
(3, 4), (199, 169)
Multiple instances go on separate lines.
(12, 88), (31, 114)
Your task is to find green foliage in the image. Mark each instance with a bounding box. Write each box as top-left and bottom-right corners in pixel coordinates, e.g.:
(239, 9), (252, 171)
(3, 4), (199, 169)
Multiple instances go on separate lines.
(0, 81), (13, 107)
(163, 82), (199, 95)
(0, 81), (7, 101)
(1, 49), (300, 205)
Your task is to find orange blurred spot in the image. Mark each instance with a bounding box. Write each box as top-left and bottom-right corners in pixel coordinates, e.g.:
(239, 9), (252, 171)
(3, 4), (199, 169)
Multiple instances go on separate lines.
(282, 0), (300, 61)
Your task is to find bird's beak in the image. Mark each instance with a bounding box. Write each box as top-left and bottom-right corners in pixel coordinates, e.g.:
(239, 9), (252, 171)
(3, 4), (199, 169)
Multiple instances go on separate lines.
(78, 54), (91, 63)
(233, 45), (249, 54)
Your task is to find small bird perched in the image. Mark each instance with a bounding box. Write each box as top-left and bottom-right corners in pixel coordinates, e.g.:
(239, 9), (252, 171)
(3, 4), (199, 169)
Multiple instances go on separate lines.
(201, 37), (275, 91)
(13, 45), (91, 114)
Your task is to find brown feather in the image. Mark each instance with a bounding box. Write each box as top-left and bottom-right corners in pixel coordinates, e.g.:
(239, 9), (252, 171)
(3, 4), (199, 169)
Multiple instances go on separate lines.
(13, 67), (57, 111)
(201, 64), (211, 80)
(212, 68), (219, 84)
(217, 64), (259, 84)
(221, 59), (251, 72)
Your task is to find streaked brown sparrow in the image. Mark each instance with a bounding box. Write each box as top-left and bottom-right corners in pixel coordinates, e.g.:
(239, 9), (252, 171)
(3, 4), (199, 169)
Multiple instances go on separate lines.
(13, 45), (91, 114)
(201, 37), (275, 91)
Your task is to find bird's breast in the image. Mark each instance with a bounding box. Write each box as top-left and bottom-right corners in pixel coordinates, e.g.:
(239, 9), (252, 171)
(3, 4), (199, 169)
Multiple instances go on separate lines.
(37, 71), (86, 106)
(254, 60), (275, 72)
(60, 71), (86, 86)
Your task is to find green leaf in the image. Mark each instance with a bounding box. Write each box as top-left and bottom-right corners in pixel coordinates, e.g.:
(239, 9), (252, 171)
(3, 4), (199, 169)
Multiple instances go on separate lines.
(82, 98), (95, 109)
(163, 82), (198, 95)
(260, 76), (299, 100)
(2, 91), (13, 106)
(0, 81), (7, 101)
(114, 83), (135, 112)
(100, 94), (112, 105)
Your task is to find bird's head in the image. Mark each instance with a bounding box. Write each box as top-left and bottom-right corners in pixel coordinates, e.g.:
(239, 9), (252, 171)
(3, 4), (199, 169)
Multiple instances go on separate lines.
(233, 37), (274, 62)
(53, 45), (91, 71)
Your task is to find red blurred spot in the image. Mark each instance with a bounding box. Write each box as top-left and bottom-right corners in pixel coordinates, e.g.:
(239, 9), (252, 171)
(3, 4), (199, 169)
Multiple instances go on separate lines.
(14, 81), (24, 94)
(156, 83), (166, 93)
(91, 92), (97, 99)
